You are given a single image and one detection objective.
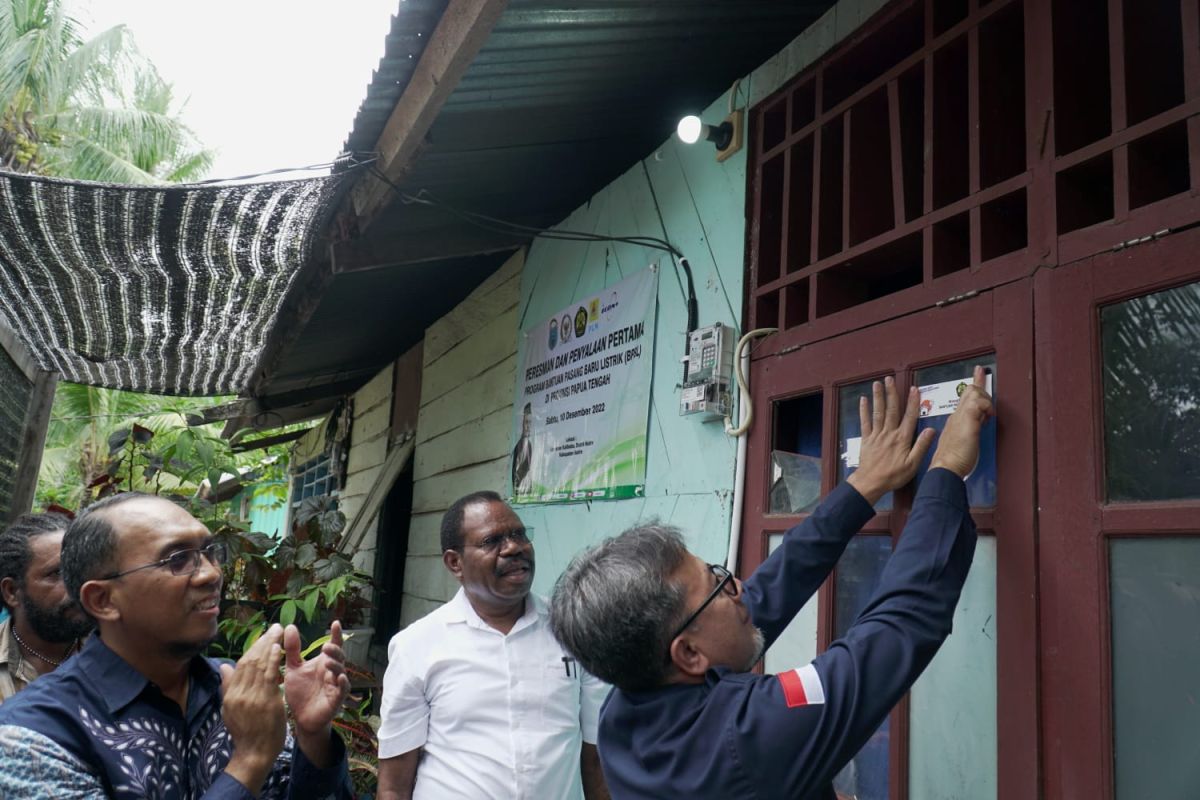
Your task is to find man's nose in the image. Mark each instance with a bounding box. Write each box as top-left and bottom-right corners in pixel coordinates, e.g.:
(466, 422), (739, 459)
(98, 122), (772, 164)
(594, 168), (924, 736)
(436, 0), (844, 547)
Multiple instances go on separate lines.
(500, 533), (529, 556)
(193, 554), (223, 586)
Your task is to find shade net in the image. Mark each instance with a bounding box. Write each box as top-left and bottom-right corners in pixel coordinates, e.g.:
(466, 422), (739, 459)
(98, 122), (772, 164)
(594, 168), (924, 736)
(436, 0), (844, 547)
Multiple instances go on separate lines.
(0, 342), (32, 520)
(0, 170), (344, 396)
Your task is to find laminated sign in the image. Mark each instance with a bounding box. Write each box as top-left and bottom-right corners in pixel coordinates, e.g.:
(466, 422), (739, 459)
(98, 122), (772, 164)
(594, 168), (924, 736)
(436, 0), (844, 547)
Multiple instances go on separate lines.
(510, 266), (658, 504)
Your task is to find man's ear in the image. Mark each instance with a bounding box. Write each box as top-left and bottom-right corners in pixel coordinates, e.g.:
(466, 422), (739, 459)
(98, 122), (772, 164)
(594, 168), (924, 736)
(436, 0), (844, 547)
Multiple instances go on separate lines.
(669, 633), (710, 680)
(79, 580), (120, 624)
(0, 576), (20, 610)
(442, 549), (464, 582)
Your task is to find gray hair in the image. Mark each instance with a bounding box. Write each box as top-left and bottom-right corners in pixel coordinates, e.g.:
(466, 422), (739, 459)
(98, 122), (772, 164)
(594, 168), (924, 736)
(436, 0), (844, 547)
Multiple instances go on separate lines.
(549, 521), (690, 691)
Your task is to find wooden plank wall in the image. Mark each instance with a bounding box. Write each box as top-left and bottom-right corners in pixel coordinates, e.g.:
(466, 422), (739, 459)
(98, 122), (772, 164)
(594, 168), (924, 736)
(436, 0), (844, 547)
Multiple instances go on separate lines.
(398, 249), (525, 625)
(376, 0), (892, 625)
(342, 364), (396, 573)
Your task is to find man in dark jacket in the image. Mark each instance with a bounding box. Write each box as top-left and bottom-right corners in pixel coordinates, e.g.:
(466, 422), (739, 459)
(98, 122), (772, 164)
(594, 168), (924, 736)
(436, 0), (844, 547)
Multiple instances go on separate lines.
(550, 369), (992, 799)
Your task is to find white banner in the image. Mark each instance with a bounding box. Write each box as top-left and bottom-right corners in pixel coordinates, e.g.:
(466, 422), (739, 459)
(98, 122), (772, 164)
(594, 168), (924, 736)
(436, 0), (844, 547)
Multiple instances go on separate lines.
(510, 266), (658, 503)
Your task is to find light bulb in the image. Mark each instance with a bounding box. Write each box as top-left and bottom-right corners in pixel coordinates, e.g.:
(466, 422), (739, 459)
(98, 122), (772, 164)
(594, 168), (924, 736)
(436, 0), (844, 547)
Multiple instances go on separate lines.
(677, 115), (703, 145)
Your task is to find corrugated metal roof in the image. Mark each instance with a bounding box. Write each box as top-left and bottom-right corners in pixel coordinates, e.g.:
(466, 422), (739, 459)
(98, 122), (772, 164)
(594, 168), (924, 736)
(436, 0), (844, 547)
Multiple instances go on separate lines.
(354, 0), (837, 249)
(342, 0), (450, 156)
(256, 1), (838, 418)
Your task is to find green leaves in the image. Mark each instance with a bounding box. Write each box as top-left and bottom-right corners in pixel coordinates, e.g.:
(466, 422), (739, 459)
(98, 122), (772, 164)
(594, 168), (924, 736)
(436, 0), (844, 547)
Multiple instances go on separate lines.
(0, 0), (214, 183)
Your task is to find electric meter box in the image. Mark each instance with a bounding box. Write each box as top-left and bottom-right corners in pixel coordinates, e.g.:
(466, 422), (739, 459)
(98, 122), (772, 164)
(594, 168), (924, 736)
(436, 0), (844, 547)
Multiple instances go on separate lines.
(679, 323), (735, 419)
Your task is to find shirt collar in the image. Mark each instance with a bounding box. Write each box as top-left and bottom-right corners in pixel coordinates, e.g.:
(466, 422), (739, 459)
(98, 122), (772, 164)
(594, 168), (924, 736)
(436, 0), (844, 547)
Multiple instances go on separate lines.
(77, 633), (221, 715)
(445, 587), (544, 634)
(0, 618), (16, 667)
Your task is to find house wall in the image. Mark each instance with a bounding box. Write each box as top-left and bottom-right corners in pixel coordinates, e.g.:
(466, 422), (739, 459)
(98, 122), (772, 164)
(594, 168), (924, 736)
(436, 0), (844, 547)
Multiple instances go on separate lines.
(373, 0), (892, 614)
(398, 249), (526, 625)
(513, 0), (891, 599)
(342, 365), (395, 574)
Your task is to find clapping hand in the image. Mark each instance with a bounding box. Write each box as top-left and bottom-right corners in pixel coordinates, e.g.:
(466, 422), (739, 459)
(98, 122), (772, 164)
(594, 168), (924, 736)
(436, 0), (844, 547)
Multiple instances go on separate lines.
(283, 620), (351, 768)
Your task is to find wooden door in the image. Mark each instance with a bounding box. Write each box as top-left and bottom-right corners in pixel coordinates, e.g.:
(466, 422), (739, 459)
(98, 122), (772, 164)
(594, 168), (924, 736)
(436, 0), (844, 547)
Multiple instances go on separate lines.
(1036, 226), (1200, 799)
(740, 281), (1037, 799)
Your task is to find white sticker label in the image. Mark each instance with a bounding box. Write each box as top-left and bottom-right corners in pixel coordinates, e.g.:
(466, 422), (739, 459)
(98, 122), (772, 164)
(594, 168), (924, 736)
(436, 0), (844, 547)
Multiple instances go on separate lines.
(918, 374), (993, 418)
(841, 436), (861, 468)
(681, 384), (706, 404)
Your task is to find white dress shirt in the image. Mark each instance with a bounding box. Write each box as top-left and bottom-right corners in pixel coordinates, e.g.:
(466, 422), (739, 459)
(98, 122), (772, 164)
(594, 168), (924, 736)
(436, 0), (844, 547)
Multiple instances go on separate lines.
(379, 589), (610, 800)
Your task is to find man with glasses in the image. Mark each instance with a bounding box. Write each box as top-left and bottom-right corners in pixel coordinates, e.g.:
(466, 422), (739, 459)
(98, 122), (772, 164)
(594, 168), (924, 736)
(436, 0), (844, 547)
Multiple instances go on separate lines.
(377, 490), (610, 800)
(0, 492), (354, 799)
(550, 370), (993, 799)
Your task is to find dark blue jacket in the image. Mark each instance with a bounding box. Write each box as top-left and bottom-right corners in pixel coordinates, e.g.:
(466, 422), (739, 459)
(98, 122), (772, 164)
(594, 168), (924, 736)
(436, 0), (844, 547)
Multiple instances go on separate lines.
(598, 468), (977, 799)
(0, 633), (351, 799)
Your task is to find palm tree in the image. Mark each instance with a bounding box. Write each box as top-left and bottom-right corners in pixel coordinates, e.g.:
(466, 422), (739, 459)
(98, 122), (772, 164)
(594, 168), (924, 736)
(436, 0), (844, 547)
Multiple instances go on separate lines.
(0, 0), (213, 183)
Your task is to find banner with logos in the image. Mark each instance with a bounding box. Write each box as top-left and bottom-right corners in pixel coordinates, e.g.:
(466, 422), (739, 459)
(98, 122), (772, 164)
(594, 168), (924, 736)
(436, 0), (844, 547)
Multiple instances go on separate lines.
(510, 266), (658, 504)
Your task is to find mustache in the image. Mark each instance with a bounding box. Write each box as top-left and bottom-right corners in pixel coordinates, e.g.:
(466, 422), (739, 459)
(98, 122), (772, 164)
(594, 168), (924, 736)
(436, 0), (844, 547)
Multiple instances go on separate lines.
(495, 554), (534, 575)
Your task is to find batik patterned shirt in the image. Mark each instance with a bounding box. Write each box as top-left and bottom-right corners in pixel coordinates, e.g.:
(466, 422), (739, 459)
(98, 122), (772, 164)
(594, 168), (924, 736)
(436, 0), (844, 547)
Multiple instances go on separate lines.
(0, 634), (352, 799)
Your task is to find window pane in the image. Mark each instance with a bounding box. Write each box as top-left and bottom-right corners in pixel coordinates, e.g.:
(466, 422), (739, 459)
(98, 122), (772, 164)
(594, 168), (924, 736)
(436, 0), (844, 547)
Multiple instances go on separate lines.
(1111, 538), (1200, 798)
(1102, 282), (1200, 501)
(839, 379), (893, 510)
(833, 535), (893, 800)
(770, 393), (823, 514)
(914, 357), (997, 507)
(763, 532), (819, 673)
(909, 537), (997, 798)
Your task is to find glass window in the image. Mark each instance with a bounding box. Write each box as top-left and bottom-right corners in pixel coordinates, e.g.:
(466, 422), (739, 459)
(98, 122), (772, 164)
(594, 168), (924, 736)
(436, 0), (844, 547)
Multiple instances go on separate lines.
(763, 532), (819, 674)
(832, 535), (894, 800)
(839, 379), (894, 511)
(770, 393), (823, 514)
(1110, 537), (1200, 798)
(291, 455), (336, 510)
(1102, 281), (1200, 501)
(909, 537), (998, 798)
(913, 357), (998, 507)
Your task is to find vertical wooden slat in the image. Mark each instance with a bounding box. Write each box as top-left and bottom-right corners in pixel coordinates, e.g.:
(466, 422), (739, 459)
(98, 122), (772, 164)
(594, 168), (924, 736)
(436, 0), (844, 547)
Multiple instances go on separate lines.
(1179, 0), (1200, 194)
(8, 371), (56, 523)
(1024, 0), (1057, 265)
(888, 79), (908, 226)
(968, 24), (982, 195)
(811, 76), (826, 266)
(1107, 0), (1127, 132)
(923, 53), (935, 217)
(842, 110), (853, 252)
(969, 205), (983, 268)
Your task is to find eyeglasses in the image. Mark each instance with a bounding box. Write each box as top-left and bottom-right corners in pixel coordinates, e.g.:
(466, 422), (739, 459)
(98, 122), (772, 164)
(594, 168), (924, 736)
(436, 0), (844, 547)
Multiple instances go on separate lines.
(460, 527), (531, 553)
(668, 563), (738, 644)
(101, 542), (227, 581)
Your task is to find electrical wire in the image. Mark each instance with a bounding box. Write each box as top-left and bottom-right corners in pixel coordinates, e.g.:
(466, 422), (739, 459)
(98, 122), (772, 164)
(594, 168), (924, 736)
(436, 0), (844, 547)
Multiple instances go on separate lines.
(725, 327), (779, 437)
(365, 164), (702, 336)
(189, 154), (378, 185)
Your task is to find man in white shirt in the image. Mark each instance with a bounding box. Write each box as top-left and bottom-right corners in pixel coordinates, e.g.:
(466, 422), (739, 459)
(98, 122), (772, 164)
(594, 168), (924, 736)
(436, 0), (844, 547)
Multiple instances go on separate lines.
(377, 490), (610, 800)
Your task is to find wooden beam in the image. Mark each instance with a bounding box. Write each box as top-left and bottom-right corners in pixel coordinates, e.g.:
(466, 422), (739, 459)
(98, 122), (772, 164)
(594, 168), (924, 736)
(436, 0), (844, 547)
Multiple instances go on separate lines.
(7, 370), (57, 522)
(338, 435), (416, 553)
(231, 426), (315, 454)
(351, 0), (510, 228)
(0, 318), (44, 383)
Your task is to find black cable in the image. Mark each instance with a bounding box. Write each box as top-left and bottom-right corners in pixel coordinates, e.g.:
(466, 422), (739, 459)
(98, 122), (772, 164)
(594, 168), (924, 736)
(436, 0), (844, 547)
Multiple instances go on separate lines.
(365, 165), (704, 382)
(190, 154), (378, 186)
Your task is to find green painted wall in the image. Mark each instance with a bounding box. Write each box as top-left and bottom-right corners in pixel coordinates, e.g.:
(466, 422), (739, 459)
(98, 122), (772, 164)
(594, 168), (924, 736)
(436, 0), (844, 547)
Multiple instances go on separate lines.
(513, 0), (893, 595)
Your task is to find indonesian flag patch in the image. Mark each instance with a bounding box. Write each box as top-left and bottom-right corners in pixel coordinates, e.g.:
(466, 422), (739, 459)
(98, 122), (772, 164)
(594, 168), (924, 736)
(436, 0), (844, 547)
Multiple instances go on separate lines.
(778, 664), (825, 708)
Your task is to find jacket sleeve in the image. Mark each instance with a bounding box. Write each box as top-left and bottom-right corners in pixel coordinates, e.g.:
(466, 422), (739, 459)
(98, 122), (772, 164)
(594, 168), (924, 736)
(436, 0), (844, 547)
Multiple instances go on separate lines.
(0, 725), (109, 799)
(742, 480), (875, 648)
(731, 468), (977, 797)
